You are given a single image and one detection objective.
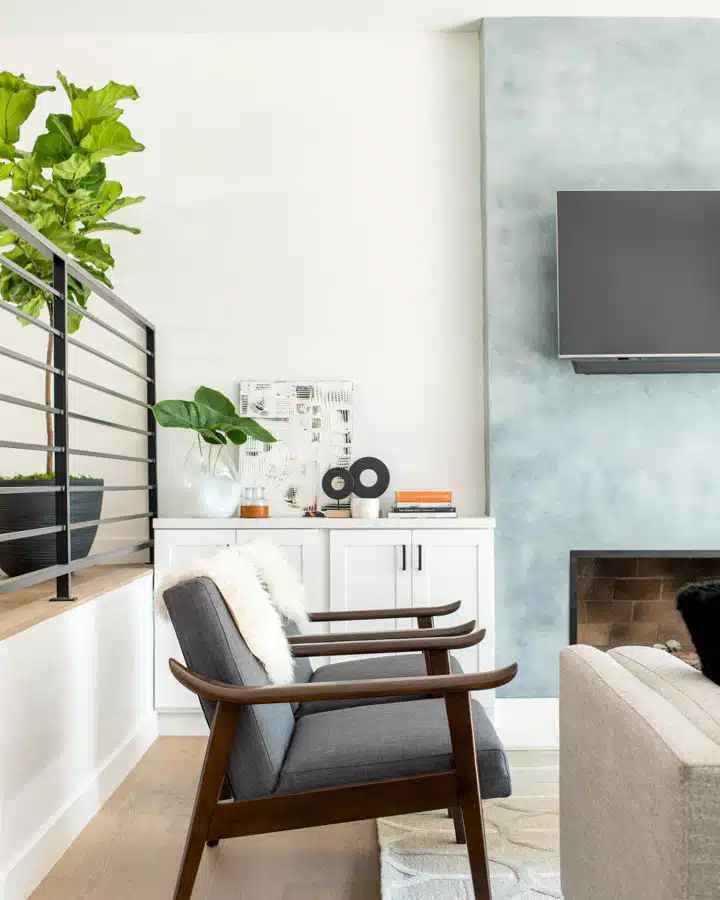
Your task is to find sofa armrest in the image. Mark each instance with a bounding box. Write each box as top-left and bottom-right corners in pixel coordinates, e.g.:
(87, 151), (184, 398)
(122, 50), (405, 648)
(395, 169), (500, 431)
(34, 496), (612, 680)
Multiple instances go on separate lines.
(560, 646), (720, 900)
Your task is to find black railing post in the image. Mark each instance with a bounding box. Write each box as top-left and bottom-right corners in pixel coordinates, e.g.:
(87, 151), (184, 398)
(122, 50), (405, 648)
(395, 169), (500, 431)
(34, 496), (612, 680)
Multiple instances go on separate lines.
(52, 254), (73, 601)
(146, 325), (157, 564)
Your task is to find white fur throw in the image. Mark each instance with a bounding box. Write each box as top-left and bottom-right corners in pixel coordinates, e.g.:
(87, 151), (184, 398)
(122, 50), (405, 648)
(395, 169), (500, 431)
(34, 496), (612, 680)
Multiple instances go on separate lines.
(156, 542), (309, 685)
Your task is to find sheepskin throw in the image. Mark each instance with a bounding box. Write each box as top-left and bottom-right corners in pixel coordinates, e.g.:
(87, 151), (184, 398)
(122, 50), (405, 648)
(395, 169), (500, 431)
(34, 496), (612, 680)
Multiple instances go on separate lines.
(156, 542), (309, 684)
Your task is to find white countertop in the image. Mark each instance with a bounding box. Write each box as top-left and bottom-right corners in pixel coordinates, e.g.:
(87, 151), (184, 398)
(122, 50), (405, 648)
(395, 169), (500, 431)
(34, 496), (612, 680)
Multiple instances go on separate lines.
(154, 516), (495, 530)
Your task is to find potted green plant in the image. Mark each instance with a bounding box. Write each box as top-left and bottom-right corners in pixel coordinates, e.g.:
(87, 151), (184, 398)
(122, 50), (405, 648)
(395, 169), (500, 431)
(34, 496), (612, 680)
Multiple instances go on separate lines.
(0, 71), (145, 576)
(153, 387), (277, 517)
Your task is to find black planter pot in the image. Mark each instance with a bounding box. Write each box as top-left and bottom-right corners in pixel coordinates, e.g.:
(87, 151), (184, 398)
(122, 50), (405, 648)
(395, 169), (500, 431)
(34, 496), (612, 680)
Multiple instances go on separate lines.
(0, 477), (104, 578)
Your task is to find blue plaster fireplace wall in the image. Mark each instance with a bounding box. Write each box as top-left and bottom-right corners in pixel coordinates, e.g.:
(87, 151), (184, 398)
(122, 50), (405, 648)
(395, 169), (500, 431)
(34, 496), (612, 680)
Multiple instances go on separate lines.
(482, 18), (720, 697)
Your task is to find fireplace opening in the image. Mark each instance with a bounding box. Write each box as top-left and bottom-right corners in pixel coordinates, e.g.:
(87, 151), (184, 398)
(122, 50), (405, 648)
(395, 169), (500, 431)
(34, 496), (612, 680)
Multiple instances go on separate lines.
(569, 552), (715, 665)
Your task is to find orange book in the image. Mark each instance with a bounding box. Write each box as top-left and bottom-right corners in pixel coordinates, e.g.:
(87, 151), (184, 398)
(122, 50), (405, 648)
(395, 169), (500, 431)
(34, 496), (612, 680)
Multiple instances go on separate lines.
(395, 491), (452, 503)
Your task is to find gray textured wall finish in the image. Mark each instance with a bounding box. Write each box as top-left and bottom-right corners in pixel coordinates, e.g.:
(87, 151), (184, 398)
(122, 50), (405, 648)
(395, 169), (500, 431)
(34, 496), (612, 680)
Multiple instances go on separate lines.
(483, 18), (720, 698)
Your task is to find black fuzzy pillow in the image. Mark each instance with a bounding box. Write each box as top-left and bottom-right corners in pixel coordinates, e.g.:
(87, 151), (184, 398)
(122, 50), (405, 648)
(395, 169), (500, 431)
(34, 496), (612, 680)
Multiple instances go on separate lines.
(676, 581), (720, 686)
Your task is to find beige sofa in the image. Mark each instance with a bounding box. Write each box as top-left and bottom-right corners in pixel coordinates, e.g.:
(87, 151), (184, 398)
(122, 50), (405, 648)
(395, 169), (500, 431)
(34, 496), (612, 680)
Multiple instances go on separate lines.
(560, 645), (720, 900)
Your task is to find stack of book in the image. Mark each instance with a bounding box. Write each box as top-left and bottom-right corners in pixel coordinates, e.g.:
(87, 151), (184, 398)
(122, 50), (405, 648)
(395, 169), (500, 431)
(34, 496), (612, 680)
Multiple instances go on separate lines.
(321, 501), (351, 518)
(387, 491), (457, 519)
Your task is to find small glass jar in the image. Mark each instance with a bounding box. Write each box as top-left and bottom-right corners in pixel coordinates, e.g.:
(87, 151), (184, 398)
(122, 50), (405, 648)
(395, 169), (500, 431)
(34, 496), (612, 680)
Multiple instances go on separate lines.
(241, 486), (270, 518)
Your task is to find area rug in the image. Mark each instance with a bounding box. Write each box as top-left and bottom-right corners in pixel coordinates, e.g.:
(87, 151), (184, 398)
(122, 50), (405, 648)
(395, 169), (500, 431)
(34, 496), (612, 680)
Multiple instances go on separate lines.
(378, 794), (561, 899)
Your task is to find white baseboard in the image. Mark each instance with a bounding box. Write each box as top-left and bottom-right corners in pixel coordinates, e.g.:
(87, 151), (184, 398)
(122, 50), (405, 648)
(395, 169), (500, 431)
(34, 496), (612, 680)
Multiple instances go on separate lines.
(158, 709), (209, 736)
(492, 698), (559, 750)
(2, 713), (158, 900)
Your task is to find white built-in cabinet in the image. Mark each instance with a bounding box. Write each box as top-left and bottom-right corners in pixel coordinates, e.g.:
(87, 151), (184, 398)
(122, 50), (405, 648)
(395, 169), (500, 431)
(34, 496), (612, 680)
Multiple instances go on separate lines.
(328, 529), (495, 675)
(153, 519), (495, 717)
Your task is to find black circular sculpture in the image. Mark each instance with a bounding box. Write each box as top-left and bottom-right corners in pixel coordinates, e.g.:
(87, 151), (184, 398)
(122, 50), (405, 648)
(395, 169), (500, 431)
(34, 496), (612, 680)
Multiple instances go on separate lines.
(349, 457), (390, 499)
(321, 467), (355, 500)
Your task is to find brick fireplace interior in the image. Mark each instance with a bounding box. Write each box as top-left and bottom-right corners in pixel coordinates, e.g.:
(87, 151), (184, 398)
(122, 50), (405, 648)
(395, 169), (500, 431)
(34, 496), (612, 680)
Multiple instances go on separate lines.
(573, 554), (717, 659)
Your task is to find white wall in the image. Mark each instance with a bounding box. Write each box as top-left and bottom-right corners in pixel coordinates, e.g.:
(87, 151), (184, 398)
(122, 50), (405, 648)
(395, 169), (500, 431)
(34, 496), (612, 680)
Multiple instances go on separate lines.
(0, 574), (156, 900)
(0, 33), (484, 521)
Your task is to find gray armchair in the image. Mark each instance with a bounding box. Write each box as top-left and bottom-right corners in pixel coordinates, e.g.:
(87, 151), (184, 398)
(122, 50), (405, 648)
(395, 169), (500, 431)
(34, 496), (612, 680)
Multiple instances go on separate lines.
(285, 599), (474, 715)
(164, 577), (516, 900)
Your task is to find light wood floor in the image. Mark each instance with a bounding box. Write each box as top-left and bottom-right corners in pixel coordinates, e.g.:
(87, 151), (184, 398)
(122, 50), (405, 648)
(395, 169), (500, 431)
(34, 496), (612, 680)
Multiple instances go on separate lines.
(30, 740), (558, 900)
(30, 737), (381, 900)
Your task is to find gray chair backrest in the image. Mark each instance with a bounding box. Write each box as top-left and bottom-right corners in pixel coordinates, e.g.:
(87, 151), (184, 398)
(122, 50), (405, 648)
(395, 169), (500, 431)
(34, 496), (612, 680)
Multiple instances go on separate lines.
(163, 576), (296, 800)
(282, 617), (313, 685)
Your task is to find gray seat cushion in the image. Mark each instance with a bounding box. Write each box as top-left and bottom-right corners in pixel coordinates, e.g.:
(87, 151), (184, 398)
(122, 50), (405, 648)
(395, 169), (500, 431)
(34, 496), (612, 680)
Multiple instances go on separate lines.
(277, 697), (511, 798)
(297, 653), (464, 716)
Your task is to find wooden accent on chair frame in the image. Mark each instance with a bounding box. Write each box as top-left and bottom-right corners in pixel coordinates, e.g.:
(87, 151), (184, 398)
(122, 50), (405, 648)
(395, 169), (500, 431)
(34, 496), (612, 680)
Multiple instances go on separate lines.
(168, 627), (517, 900)
(308, 598), (461, 626)
(288, 618), (477, 644)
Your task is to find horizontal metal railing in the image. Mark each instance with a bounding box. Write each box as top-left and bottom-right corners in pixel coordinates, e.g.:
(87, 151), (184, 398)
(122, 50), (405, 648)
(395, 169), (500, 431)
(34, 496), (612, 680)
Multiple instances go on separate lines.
(0, 198), (157, 599)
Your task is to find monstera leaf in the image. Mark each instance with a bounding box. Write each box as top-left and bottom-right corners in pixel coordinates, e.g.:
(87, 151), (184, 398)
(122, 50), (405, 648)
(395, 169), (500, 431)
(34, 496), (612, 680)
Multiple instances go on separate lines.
(153, 389), (278, 446)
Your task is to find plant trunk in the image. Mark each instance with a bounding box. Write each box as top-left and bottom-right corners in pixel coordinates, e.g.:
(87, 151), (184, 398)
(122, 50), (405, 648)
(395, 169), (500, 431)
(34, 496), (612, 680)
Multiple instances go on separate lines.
(45, 331), (53, 475)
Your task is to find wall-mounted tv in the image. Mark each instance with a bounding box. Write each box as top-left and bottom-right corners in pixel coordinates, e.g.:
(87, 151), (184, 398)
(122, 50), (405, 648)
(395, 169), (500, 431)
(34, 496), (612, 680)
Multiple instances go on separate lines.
(557, 191), (720, 373)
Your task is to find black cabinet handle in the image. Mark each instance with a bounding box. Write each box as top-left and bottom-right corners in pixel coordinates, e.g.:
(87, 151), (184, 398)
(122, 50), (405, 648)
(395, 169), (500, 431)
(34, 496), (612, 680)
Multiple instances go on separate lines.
(401, 544), (407, 571)
(418, 544), (423, 571)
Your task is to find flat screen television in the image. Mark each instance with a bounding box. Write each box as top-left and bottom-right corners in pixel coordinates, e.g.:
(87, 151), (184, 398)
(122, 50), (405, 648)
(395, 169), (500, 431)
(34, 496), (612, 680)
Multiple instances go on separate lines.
(557, 191), (720, 371)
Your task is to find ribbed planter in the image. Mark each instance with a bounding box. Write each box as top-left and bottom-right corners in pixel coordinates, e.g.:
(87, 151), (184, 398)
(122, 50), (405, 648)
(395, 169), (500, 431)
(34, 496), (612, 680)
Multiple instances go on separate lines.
(0, 477), (104, 578)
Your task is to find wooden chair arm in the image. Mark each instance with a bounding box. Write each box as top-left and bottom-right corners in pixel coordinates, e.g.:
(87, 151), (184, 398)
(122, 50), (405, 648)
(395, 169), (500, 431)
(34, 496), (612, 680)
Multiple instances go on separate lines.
(288, 619), (476, 645)
(290, 627), (485, 658)
(169, 658), (518, 705)
(307, 599), (461, 624)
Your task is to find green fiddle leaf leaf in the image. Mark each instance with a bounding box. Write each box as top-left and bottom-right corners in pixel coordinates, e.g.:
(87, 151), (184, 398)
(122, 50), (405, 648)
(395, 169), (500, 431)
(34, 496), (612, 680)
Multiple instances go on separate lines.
(75, 161), (107, 193)
(17, 293), (46, 319)
(46, 113), (76, 147)
(80, 121), (145, 162)
(71, 97), (121, 138)
(82, 221), (141, 235)
(89, 80), (139, 106)
(0, 72), (54, 144)
(52, 153), (92, 183)
(106, 194), (145, 215)
(67, 278), (90, 333)
(33, 131), (70, 165)
(0, 140), (17, 160)
(33, 113), (78, 165)
(194, 386), (236, 418)
(0, 162), (13, 180)
(11, 156), (44, 191)
(72, 235), (115, 268)
(56, 71), (88, 102)
(231, 417), (278, 443)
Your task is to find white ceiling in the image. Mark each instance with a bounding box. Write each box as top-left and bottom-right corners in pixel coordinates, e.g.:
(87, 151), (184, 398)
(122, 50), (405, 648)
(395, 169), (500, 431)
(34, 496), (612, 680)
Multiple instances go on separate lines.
(4, 0), (720, 35)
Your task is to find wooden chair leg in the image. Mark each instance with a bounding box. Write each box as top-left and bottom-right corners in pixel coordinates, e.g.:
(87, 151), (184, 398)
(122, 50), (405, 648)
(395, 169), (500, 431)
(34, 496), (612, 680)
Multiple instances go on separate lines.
(207, 778), (234, 846)
(426, 650), (464, 835)
(445, 692), (492, 900)
(451, 805), (467, 844)
(174, 702), (238, 900)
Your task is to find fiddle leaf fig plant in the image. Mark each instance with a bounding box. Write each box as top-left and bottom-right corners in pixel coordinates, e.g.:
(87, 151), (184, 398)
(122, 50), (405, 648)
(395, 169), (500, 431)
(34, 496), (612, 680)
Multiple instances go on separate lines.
(153, 387), (278, 446)
(0, 70), (145, 474)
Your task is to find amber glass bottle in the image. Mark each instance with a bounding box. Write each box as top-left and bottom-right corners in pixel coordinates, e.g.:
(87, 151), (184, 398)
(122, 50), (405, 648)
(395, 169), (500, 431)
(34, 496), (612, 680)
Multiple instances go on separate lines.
(240, 486), (270, 518)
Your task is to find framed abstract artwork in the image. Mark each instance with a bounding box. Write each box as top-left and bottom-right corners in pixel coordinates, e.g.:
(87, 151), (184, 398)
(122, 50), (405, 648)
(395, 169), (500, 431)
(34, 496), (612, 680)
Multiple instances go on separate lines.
(237, 380), (353, 516)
